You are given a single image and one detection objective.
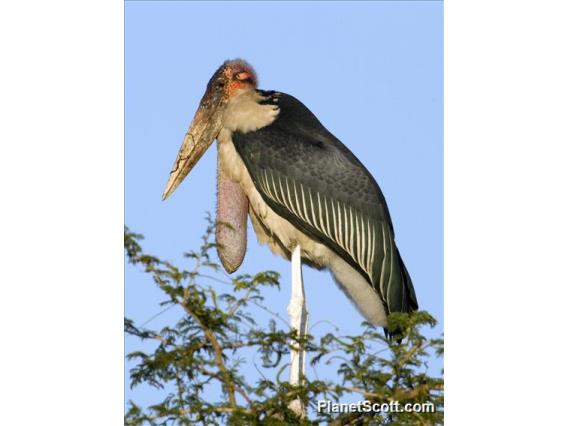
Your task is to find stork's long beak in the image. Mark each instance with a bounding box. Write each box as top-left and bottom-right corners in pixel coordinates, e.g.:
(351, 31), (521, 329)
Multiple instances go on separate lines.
(162, 88), (226, 201)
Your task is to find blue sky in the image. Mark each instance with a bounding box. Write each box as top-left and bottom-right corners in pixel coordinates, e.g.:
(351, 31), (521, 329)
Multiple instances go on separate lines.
(126, 0), (443, 409)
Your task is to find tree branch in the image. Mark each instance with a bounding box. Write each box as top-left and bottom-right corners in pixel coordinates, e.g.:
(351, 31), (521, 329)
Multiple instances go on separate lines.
(178, 292), (237, 409)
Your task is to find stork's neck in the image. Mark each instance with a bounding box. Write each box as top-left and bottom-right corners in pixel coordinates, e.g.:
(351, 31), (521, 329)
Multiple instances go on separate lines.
(221, 89), (280, 134)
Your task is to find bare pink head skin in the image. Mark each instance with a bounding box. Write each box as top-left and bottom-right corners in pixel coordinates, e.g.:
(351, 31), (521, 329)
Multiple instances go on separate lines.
(162, 60), (258, 273)
(213, 59), (258, 97)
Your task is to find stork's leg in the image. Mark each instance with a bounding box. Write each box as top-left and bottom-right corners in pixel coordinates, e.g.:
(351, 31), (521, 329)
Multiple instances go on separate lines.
(288, 244), (308, 417)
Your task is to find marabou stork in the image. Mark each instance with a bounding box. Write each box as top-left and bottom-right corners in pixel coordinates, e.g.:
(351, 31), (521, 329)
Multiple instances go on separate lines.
(162, 59), (417, 410)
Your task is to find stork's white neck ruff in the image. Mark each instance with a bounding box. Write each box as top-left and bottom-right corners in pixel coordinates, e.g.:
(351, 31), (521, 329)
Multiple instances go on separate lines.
(221, 89), (280, 133)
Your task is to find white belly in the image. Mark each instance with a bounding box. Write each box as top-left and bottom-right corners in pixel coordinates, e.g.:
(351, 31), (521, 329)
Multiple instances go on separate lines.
(216, 131), (387, 326)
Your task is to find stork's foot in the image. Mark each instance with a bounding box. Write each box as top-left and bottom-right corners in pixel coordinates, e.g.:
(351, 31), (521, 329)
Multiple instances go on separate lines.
(288, 399), (306, 419)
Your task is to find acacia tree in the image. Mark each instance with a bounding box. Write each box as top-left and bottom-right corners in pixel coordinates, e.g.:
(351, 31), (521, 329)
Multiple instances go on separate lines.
(125, 218), (443, 425)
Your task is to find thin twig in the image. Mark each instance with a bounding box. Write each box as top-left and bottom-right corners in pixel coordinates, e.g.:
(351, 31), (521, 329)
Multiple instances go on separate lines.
(309, 319), (341, 333)
(227, 281), (261, 317)
(251, 300), (290, 327)
(198, 273), (233, 286)
(140, 304), (176, 327)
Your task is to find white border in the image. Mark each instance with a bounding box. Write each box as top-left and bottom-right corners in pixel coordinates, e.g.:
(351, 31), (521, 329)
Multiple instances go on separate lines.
(0, 0), (123, 424)
(446, 0), (568, 423)
(1, 0), (568, 424)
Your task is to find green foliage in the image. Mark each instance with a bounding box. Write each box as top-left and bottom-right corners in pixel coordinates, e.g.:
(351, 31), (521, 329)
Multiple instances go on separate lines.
(125, 219), (444, 425)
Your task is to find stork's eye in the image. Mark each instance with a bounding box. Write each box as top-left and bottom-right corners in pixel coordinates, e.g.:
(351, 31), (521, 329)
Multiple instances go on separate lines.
(235, 72), (251, 81)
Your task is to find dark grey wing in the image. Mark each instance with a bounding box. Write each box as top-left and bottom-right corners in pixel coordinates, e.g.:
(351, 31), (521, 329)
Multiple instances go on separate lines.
(233, 92), (417, 314)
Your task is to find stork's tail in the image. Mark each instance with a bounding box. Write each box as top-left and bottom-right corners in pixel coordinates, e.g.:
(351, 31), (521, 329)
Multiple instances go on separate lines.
(398, 249), (418, 313)
(383, 248), (418, 340)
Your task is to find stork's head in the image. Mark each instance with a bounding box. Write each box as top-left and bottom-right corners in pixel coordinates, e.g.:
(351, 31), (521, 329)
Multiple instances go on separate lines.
(208, 59), (258, 98)
(162, 59), (257, 200)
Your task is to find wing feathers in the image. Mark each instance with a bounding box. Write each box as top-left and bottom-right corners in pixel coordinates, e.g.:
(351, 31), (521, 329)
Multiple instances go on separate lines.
(263, 168), (386, 286)
(232, 91), (417, 316)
